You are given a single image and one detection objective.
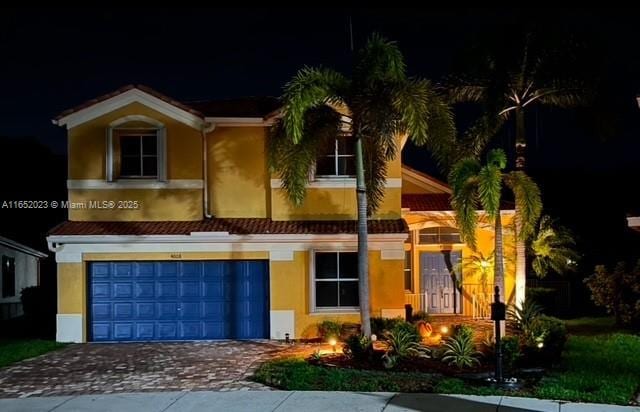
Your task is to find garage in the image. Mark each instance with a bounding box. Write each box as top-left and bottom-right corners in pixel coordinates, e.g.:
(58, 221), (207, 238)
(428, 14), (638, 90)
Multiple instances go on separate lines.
(88, 260), (269, 342)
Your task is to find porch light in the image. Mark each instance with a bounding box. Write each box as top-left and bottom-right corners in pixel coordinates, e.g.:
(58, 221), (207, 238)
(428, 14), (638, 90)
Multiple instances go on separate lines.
(440, 326), (449, 334)
(329, 338), (337, 352)
(480, 260), (490, 268)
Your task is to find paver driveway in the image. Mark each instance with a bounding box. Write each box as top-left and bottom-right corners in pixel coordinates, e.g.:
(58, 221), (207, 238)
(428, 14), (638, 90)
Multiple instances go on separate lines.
(0, 341), (292, 398)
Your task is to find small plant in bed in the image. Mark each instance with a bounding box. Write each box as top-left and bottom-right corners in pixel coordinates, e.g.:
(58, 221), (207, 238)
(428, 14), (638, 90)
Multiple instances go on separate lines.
(441, 327), (482, 369)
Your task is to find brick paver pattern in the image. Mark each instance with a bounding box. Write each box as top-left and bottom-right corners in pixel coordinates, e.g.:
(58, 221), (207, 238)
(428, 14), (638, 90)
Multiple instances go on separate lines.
(0, 341), (299, 398)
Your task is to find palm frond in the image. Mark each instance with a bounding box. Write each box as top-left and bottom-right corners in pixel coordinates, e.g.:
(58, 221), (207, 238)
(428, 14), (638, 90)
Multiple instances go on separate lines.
(268, 106), (342, 206)
(363, 140), (389, 215)
(449, 158), (481, 249)
(282, 66), (349, 143)
(355, 33), (407, 84)
(478, 164), (502, 220)
(504, 171), (542, 241)
(529, 215), (579, 278)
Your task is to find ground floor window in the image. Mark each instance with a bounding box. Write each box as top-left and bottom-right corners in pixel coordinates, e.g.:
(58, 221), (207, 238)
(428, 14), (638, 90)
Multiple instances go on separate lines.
(314, 251), (359, 309)
(2, 256), (15, 298)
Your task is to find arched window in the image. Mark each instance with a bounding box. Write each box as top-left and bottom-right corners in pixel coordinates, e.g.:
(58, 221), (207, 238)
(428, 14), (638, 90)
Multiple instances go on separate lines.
(418, 226), (461, 244)
(106, 115), (166, 182)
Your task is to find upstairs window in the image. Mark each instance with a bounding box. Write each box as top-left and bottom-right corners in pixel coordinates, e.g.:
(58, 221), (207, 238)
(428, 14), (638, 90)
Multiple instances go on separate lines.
(119, 132), (158, 178)
(315, 136), (356, 177)
(2, 256), (15, 298)
(419, 227), (462, 244)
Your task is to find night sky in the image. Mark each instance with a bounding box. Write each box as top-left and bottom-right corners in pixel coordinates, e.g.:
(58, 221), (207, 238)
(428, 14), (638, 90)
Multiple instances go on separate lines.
(1, 8), (639, 277)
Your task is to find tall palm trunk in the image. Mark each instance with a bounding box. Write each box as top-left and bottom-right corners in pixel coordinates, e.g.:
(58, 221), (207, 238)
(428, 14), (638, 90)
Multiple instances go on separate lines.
(514, 107), (527, 307)
(355, 136), (371, 337)
(494, 211), (506, 338)
(494, 212), (505, 297)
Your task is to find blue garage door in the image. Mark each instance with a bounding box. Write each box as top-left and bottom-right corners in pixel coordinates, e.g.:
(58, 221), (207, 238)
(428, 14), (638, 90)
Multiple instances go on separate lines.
(88, 261), (269, 342)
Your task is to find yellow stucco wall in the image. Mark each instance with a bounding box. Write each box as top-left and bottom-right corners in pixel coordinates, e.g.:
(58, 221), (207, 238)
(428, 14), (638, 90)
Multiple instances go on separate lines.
(67, 102), (204, 221)
(68, 189), (203, 221)
(208, 127), (269, 218)
(270, 250), (404, 338)
(68, 102), (202, 180)
(271, 187), (401, 220)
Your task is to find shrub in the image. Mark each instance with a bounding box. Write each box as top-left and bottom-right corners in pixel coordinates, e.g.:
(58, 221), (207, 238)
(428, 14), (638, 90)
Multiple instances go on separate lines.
(526, 287), (557, 315)
(507, 300), (543, 331)
(480, 332), (521, 370)
(370, 317), (403, 338)
(342, 335), (373, 364)
(452, 324), (474, 341)
(411, 311), (430, 323)
(500, 336), (522, 369)
(523, 315), (567, 363)
(442, 333), (481, 369)
(318, 320), (341, 341)
(384, 327), (429, 359)
(391, 321), (420, 342)
(19, 286), (55, 338)
(584, 260), (640, 328)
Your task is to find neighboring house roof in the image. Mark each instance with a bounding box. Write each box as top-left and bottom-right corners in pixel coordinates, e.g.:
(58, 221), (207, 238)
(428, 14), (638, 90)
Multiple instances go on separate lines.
(48, 219), (408, 236)
(401, 165), (451, 194)
(627, 216), (640, 232)
(0, 236), (47, 258)
(402, 194), (515, 212)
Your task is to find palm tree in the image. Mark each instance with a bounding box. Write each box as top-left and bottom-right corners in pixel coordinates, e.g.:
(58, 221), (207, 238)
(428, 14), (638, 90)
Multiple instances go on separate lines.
(449, 149), (541, 304)
(530, 215), (579, 278)
(269, 34), (455, 337)
(444, 33), (588, 306)
(444, 32), (589, 171)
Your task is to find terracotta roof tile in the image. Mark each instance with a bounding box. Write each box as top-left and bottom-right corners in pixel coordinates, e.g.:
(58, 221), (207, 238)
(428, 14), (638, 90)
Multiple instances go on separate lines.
(402, 194), (515, 211)
(53, 85), (282, 122)
(48, 218), (408, 236)
(186, 97), (281, 118)
(54, 84), (204, 121)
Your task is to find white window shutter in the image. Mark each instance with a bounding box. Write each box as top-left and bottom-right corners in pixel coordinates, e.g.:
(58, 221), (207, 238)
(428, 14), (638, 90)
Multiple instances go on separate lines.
(106, 127), (114, 182)
(157, 126), (167, 182)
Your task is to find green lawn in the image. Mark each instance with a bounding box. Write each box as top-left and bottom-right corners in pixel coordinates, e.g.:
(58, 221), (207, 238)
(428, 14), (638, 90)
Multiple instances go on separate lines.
(0, 340), (66, 369)
(534, 332), (640, 405)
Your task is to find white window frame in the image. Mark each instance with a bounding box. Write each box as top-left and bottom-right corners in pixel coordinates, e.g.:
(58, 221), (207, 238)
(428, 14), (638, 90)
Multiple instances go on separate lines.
(310, 249), (360, 313)
(404, 250), (413, 292)
(314, 136), (356, 179)
(106, 115), (167, 182)
(118, 132), (159, 179)
(418, 226), (462, 245)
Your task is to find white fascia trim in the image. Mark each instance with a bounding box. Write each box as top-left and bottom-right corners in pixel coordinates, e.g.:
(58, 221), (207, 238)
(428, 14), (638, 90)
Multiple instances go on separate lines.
(205, 116), (272, 127)
(50, 239), (407, 263)
(401, 167), (452, 194)
(47, 232), (408, 245)
(0, 236), (48, 258)
(271, 178), (402, 189)
(627, 216), (640, 228)
(67, 179), (204, 190)
(55, 89), (204, 130)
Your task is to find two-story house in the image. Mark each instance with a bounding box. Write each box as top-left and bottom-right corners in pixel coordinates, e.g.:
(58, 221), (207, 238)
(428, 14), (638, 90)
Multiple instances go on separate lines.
(47, 85), (518, 343)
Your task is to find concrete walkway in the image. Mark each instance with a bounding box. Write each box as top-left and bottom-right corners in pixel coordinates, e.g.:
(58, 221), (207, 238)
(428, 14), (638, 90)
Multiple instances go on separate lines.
(0, 391), (637, 412)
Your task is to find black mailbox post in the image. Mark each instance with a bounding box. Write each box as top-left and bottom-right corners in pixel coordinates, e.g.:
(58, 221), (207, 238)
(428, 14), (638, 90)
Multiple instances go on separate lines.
(492, 286), (505, 383)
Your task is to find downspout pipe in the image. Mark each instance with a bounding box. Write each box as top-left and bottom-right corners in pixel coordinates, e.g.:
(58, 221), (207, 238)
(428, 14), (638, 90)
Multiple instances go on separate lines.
(202, 122), (216, 219)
